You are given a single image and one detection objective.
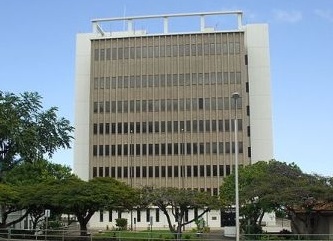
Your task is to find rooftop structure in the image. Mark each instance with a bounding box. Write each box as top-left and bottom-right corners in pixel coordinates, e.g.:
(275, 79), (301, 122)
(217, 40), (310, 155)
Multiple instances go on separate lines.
(91, 11), (244, 37)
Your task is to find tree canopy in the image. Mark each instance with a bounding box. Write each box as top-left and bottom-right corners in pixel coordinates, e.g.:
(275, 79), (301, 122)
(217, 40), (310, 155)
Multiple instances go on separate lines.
(0, 183), (27, 228)
(0, 91), (74, 228)
(0, 91), (73, 177)
(2, 158), (73, 185)
(39, 177), (139, 235)
(0, 160), (75, 229)
(220, 160), (333, 234)
(141, 187), (220, 238)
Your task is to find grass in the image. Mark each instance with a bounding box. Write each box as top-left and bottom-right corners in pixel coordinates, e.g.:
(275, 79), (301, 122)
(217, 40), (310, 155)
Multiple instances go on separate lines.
(94, 229), (200, 240)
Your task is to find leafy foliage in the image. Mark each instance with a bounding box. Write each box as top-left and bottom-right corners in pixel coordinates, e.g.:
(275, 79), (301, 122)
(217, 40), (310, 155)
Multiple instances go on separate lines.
(0, 160), (74, 228)
(141, 187), (220, 237)
(220, 160), (333, 234)
(115, 218), (128, 230)
(0, 91), (74, 228)
(37, 177), (139, 235)
(0, 182), (32, 228)
(2, 159), (73, 185)
(0, 91), (73, 176)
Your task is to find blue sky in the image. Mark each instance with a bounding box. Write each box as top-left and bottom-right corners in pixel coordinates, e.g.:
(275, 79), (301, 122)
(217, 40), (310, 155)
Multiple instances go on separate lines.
(1, 0), (332, 176)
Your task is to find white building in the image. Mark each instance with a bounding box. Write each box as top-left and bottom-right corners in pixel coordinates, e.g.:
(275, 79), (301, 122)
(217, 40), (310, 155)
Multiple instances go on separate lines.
(74, 11), (273, 229)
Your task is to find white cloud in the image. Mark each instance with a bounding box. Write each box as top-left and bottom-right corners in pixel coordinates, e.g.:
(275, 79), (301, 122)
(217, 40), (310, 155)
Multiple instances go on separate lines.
(273, 10), (302, 23)
(314, 9), (333, 23)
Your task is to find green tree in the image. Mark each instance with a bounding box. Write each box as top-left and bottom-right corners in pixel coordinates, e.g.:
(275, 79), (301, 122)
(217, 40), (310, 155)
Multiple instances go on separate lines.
(0, 183), (29, 228)
(264, 162), (333, 234)
(0, 91), (73, 178)
(141, 187), (220, 239)
(220, 161), (273, 233)
(44, 177), (138, 236)
(2, 159), (75, 229)
(3, 159), (73, 184)
(0, 160), (74, 229)
(220, 160), (333, 234)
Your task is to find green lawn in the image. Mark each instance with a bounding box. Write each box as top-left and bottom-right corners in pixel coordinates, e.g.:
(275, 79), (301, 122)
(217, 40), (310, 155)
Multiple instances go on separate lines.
(94, 229), (200, 240)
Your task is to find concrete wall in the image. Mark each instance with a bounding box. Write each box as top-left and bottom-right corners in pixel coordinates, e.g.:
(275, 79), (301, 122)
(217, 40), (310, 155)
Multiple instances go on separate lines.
(245, 24), (273, 163)
(74, 33), (94, 181)
(292, 213), (333, 237)
(89, 208), (221, 230)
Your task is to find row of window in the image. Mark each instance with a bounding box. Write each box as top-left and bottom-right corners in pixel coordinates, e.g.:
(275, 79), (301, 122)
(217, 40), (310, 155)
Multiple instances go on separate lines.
(93, 97), (243, 114)
(94, 42), (241, 61)
(93, 164), (235, 179)
(92, 141), (244, 157)
(101, 206), (207, 223)
(100, 208), (165, 223)
(93, 119), (244, 135)
(93, 72), (242, 89)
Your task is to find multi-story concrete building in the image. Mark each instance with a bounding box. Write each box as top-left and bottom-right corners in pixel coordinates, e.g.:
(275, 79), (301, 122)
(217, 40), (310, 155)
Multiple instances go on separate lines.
(74, 11), (273, 228)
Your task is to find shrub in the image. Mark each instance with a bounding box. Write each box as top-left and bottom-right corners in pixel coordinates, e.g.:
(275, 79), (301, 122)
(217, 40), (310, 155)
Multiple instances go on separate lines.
(194, 218), (205, 232)
(278, 229), (294, 240)
(115, 218), (128, 230)
(183, 234), (191, 239)
(244, 224), (263, 234)
(202, 226), (210, 233)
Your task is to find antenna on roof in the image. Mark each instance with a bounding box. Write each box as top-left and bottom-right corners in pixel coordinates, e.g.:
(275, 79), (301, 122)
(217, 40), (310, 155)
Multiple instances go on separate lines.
(92, 21), (105, 36)
(96, 24), (105, 36)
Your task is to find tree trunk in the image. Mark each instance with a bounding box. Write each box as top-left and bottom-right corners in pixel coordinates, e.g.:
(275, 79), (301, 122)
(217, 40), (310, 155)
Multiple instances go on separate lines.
(80, 222), (88, 236)
(175, 217), (183, 240)
(30, 212), (44, 230)
(2, 208), (29, 228)
(32, 219), (38, 230)
(160, 208), (176, 234)
(76, 211), (95, 236)
(258, 211), (265, 226)
(0, 206), (8, 228)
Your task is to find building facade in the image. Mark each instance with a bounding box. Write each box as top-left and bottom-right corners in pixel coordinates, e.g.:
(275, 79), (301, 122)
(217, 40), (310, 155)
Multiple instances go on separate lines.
(74, 11), (273, 228)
